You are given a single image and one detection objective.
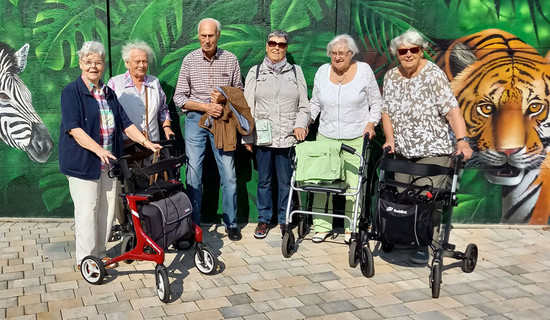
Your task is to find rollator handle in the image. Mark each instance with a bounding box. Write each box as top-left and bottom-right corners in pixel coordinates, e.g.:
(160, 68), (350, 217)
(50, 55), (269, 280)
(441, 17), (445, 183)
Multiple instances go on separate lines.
(362, 133), (370, 157)
(109, 155), (132, 180)
(341, 144), (356, 154)
(383, 146), (392, 158)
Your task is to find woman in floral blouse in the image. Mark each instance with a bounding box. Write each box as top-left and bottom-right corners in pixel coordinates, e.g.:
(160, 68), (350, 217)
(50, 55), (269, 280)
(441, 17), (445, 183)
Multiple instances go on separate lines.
(381, 29), (472, 264)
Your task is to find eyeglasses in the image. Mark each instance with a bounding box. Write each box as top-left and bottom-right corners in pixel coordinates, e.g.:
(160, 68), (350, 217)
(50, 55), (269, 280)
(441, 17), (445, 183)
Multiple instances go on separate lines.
(267, 41), (288, 49)
(397, 47), (421, 55)
(331, 50), (351, 58)
(81, 60), (104, 68)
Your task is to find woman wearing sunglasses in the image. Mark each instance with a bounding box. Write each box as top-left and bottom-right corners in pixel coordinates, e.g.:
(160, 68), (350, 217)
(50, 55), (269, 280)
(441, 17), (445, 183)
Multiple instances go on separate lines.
(308, 34), (383, 243)
(243, 30), (310, 239)
(381, 29), (472, 264)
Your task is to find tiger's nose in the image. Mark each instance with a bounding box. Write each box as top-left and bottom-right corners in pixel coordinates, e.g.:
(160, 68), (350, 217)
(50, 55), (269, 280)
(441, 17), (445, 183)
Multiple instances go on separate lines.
(498, 147), (522, 157)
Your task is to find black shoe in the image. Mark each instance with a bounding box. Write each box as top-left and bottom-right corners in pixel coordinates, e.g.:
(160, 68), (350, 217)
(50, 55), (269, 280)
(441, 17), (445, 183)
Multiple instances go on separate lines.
(227, 227), (242, 241)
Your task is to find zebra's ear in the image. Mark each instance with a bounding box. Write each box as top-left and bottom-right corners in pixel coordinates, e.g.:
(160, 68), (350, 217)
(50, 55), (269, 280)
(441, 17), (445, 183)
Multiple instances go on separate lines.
(14, 43), (30, 74)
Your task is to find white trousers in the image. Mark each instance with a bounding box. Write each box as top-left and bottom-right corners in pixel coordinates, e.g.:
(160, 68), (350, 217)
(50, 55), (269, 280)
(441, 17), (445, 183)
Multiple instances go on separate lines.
(67, 170), (118, 265)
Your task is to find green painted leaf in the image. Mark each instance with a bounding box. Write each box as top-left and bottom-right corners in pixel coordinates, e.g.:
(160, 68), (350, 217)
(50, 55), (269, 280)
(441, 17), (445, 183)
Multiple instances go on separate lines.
(352, 0), (415, 58)
(33, 0), (109, 70)
(271, 0), (333, 32)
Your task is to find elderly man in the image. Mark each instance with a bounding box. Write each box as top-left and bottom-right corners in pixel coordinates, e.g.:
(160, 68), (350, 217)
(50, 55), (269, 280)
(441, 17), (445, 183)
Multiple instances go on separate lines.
(173, 18), (243, 241)
(108, 40), (173, 142)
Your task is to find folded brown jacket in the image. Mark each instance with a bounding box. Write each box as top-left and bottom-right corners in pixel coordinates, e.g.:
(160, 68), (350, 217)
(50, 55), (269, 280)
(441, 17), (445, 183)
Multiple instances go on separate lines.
(198, 86), (254, 151)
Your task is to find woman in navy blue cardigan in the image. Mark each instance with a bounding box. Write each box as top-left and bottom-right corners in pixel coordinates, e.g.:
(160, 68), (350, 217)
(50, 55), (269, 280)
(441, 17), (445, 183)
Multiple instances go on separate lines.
(59, 41), (160, 269)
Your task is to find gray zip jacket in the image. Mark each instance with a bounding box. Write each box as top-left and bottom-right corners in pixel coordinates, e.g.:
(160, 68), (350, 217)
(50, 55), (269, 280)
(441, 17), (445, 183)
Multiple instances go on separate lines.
(243, 61), (310, 148)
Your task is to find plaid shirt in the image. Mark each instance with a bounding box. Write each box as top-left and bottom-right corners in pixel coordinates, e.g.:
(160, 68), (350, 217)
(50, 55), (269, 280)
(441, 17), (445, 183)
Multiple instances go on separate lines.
(88, 80), (114, 171)
(173, 48), (243, 110)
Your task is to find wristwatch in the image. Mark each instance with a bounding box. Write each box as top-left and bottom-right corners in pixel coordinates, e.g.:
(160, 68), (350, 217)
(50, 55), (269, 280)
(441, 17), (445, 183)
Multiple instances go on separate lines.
(457, 136), (470, 143)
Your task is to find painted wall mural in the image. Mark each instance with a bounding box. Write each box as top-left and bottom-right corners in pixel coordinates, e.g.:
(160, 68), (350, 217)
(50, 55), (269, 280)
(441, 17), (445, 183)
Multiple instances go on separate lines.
(0, 0), (548, 225)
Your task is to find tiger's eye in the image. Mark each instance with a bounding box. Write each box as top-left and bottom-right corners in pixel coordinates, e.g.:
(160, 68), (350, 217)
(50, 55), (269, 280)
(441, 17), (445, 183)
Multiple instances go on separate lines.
(477, 104), (494, 117)
(528, 103), (544, 115)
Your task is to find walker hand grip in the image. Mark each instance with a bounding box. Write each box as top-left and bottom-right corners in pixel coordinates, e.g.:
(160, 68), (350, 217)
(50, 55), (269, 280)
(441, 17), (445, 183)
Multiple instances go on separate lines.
(341, 144), (356, 154)
(383, 146), (392, 158)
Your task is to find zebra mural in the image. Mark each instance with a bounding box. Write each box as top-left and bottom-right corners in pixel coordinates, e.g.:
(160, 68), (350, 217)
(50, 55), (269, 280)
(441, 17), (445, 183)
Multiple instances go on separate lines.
(0, 42), (53, 163)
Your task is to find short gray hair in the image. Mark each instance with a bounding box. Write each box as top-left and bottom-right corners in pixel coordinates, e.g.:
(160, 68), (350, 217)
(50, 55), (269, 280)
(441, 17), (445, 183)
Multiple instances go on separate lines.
(198, 18), (221, 34)
(267, 30), (289, 44)
(121, 40), (154, 63)
(77, 41), (105, 61)
(326, 34), (359, 57)
(390, 29), (429, 55)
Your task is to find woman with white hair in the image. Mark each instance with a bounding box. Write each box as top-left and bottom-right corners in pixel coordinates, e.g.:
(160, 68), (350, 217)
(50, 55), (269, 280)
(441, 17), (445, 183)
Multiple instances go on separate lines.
(108, 40), (173, 142)
(59, 41), (160, 270)
(309, 34), (383, 243)
(381, 29), (472, 264)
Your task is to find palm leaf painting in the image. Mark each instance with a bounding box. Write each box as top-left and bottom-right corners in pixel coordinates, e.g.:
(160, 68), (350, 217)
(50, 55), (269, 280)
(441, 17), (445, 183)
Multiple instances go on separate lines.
(352, 0), (416, 59)
(445, 0), (549, 44)
(33, 0), (109, 70)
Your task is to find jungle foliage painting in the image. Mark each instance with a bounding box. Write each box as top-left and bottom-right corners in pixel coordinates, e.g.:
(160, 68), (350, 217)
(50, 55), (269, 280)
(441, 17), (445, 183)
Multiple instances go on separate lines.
(0, 0), (549, 224)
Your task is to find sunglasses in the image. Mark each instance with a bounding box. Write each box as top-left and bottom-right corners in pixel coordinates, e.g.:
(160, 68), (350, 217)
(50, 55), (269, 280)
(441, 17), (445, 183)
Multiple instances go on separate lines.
(398, 47), (421, 55)
(267, 41), (288, 49)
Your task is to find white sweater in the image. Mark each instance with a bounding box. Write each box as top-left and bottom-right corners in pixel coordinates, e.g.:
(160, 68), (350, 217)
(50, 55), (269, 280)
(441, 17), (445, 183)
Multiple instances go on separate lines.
(310, 62), (382, 139)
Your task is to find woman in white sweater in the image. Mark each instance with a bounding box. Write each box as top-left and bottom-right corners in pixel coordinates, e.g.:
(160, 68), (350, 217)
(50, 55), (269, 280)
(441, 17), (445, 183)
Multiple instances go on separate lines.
(309, 34), (382, 243)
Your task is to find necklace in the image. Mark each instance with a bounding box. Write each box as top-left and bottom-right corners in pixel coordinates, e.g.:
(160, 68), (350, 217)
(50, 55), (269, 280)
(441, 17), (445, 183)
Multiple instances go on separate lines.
(332, 67), (349, 84)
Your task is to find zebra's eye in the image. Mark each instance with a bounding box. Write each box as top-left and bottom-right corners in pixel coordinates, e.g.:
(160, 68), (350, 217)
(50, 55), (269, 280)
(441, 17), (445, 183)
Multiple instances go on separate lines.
(527, 102), (546, 117)
(476, 103), (494, 118)
(0, 92), (10, 101)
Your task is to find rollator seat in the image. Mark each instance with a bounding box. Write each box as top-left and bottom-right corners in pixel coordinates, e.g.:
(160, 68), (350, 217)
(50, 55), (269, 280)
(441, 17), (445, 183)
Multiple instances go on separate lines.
(297, 180), (349, 194)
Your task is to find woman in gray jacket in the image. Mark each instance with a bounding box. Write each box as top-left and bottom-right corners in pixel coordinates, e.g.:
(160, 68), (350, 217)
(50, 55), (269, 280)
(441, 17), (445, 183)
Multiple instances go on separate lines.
(243, 30), (310, 239)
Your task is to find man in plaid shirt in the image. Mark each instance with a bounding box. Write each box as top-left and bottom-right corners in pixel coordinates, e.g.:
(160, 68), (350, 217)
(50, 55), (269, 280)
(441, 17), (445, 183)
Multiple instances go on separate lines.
(173, 18), (244, 241)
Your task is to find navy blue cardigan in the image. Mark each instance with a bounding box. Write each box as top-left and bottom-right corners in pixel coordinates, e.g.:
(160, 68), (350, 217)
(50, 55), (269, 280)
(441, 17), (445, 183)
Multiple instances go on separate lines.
(59, 76), (134, 180)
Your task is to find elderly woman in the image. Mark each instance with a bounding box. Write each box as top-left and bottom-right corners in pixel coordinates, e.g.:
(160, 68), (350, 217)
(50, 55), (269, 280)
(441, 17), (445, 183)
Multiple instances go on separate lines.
(381, 29), (473, 264)
(309, 34), (382, 243)
(243, 30), (310, 239)
(59, 41), (160, 269)
(108, 40), (173, 142)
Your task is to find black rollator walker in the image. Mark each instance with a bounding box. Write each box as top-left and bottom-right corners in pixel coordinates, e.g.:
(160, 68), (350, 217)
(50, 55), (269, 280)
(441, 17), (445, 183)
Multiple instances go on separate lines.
(359, 147), (478, 298)
(281, 135), (371, 263)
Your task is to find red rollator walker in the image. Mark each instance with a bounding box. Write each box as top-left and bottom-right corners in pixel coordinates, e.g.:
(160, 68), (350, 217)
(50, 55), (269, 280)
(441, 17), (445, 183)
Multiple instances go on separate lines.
(79, 143), (218, 302)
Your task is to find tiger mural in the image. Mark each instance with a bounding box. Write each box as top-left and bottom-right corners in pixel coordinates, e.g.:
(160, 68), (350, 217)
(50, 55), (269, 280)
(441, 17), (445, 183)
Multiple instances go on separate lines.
(442, 29), (550, 225)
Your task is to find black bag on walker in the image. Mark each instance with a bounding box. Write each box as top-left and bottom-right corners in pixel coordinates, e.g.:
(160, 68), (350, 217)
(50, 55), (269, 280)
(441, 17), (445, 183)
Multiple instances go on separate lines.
(377, 182), (436, 247)
(139, 191), (193, 250)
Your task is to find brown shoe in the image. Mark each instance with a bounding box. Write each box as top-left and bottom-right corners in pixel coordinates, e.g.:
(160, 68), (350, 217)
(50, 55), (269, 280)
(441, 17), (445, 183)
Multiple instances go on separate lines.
(101, 257), (119, 269)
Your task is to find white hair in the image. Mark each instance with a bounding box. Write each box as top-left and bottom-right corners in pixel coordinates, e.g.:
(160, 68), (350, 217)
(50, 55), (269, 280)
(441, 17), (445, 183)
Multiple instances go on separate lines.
(390, 29), (429, 55)
(77, 41), (105, 61)
(121, 40), (154, 63)
(198, 18), (221, 34)
(326, 34), (359, 57)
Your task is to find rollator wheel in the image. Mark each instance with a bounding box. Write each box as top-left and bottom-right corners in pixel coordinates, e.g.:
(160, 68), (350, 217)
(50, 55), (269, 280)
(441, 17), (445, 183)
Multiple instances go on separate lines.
(80, 255), (106, 285)
(297, 218), (307, 238)
(281, 232), (295, 258)
(155, 265), (170, 302)
(348, 240), (359, 268)
(121, 233), (136, 264)
(430, 261), (442, 298)
(381, 241), (394, 253)
(461, 243), (478, 273)
(194, 245), (218, 275)
(359, 244), (375, 278)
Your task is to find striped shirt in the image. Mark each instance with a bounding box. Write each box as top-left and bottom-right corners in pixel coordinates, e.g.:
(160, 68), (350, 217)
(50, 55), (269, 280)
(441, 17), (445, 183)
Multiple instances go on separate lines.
(173, 48), (243, 110)
(89, 82), (114, 171)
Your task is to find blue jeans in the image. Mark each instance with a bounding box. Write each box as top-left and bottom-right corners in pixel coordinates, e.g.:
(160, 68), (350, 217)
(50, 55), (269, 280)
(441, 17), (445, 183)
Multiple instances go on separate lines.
(185, 111), (238, 228)
(256, 146), (292, 225)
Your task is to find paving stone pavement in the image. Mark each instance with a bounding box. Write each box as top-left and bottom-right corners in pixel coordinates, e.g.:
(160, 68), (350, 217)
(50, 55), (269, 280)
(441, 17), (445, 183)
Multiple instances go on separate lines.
(1, 220), (549, 320)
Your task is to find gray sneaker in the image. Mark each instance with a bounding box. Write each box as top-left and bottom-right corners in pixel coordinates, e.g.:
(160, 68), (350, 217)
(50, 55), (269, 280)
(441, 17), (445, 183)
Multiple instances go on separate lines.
(410, 247), (430, 264)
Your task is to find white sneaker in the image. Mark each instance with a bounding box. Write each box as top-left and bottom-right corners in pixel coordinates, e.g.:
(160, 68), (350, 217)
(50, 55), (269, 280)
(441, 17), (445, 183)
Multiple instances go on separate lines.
(312, 232), (329, 243)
